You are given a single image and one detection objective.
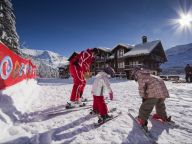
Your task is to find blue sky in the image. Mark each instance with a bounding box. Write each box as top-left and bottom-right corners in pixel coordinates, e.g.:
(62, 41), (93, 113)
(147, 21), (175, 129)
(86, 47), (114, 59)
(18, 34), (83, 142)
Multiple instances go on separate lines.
(12, 0), (192, 57)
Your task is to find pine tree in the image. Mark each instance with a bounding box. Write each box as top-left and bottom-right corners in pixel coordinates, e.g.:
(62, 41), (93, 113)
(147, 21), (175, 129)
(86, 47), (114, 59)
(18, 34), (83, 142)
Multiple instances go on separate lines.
(0, 0), (20, 54)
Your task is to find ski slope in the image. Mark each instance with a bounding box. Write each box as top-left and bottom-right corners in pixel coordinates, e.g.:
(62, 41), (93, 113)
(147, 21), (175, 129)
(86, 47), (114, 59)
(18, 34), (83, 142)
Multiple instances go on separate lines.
(0, 78), (192, 144)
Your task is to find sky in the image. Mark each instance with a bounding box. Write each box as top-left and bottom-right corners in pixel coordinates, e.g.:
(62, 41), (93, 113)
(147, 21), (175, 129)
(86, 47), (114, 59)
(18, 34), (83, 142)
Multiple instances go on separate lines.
(12, 0), (192, 57)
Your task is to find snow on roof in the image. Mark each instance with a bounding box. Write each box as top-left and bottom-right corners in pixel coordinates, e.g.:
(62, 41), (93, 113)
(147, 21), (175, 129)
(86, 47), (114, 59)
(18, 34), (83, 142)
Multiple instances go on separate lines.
(97, 47), (112, 52)
(117, 43), (134, 48)
(112, 43), (133, 50)
(123, 40), (160, 57)
(108, 54), (114, 59)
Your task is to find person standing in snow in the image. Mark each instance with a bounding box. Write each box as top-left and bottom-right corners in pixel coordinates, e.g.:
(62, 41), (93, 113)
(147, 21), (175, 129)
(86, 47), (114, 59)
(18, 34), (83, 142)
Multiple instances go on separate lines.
(185, 64), (191, 83)
(66, 48), (95, 108)
(189, 65), (192, 83)
(91, 66), (115, 123)
(131, 67), (171, 130)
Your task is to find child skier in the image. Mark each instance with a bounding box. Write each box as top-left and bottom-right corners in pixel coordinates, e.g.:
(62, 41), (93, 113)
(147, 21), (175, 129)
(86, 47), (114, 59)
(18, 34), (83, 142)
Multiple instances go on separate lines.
(91, 66), (115, 123)
(131, 67), (171, 130)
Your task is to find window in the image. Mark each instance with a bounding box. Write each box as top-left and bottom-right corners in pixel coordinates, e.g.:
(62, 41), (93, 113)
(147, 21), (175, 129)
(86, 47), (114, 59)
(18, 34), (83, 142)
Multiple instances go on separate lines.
(117, 49), (124, 58)
(129, 61), (138, 66)
(118, 62), (125, 68)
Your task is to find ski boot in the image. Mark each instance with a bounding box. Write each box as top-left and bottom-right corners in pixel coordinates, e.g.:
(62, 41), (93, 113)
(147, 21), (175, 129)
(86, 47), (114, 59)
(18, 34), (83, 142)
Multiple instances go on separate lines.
(152, 114), (171, 122)
(90, 109), (99, 115)
(79, 102), (86, 107)
(65, 102), (76, 109)
(81, 97), (88, 102)
(136, 117), (148, 131)
(98, 114), (113, 123)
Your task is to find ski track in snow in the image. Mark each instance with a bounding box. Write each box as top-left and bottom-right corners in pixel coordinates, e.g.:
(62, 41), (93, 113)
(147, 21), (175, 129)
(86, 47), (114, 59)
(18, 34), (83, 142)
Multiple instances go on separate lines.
(1, 78), (192, 144)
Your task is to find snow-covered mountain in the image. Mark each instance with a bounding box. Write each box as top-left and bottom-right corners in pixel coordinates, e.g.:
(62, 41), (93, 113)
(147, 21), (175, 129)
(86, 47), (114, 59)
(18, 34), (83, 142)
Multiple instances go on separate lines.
(21, 48), (69, 68)
(20, 48), (69, 78)
(161, 43), (192, 74)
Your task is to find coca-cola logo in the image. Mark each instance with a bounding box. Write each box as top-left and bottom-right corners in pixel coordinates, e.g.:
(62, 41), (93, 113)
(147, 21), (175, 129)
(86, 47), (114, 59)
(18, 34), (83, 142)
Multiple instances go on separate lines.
(0, 56), (13, 80)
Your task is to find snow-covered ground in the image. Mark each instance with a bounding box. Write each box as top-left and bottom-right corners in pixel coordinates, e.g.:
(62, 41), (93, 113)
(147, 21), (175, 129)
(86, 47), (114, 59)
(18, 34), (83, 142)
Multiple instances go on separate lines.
(0, 78), (192, 144)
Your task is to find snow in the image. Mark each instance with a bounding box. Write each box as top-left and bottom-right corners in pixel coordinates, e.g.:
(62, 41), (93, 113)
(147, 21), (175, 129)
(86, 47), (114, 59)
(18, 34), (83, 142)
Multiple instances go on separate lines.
(97, 47), (112, 52)
(20, 48), (69, 67)
(114, 43), (134, 49)
(0, 78), (192, 144)
(19, 48), (69, 78)
(123, 40), (160, 57)
(162, 43), (192, 68)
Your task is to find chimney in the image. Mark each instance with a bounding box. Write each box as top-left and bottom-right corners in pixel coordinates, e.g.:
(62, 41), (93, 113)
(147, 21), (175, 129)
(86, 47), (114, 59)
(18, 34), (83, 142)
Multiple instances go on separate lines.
(142, 36), (147, 43)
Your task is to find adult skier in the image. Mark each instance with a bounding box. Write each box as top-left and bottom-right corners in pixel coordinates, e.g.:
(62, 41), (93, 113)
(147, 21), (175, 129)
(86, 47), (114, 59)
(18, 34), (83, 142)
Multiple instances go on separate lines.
(66, 48), (95, 108)
(131, 67), (171, 130)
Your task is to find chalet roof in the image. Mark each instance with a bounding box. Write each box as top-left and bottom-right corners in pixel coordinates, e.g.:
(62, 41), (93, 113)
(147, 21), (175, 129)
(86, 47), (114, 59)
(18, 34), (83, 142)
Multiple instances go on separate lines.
(111, 43), (133, 52)
(123, 40), (161, 57)
(108, 54), (114, 59)
(117, 43), (134, 48)
(97, 47), (111, 52)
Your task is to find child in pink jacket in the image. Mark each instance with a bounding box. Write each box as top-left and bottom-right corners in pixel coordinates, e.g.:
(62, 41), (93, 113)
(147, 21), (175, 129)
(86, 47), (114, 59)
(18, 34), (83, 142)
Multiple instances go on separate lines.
(132, 67), (170, 130)
(91, 66), (114, 123)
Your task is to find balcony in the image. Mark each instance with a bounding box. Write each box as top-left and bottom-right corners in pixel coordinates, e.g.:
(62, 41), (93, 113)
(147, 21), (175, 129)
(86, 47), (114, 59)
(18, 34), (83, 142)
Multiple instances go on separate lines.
(124, 64), (144, 70)
(95, 57), (107, 62)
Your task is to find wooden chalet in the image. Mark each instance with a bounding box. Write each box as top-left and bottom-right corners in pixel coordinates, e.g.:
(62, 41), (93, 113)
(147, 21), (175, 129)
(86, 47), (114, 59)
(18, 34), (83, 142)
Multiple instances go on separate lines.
(64, 36), (167, 79)
(91, 36), (167, 79)
(91, 48), (111, 75)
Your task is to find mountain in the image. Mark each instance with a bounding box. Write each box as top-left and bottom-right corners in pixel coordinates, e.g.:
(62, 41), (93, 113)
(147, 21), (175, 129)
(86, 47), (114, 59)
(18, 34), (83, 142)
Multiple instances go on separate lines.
(20, 48), (69, 78)
(161, 43), (192, 74)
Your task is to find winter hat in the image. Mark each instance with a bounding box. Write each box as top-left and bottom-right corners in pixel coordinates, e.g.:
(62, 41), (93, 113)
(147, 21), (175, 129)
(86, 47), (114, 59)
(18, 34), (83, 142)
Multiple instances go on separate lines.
(131, 66), (142, 79)
(104, 66), (115, 77)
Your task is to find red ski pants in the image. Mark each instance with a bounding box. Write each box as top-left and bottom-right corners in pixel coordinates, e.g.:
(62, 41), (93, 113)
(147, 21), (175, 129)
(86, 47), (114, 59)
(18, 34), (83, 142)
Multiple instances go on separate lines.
(93, 95), (108, 116)
(70, 65), (86, 102)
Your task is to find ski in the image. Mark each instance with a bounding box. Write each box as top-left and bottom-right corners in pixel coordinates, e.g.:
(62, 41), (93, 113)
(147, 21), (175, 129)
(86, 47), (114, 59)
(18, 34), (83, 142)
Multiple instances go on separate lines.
(44, 104), (92, 115)
(90, 107), (117, 115)
(81, 98), (93, 102)
(149, 115), (176, 127)
(46, 105), (92, 116)
(128, 112), (158, 144)
(23, 105), (92, 122)
(94, 111), (122, 127)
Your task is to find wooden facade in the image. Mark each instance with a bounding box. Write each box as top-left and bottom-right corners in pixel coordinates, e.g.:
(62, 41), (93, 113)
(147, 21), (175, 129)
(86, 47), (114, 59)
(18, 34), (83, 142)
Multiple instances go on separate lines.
(91, 48), (111, 75)
(91, 38), (167, 79)
(65, 37), (167, 79)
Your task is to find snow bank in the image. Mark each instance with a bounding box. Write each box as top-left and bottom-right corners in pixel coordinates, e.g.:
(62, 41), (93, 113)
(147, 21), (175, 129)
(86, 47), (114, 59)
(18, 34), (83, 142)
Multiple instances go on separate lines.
(1, 79), (40, 113)
(0, 79), (40, 142)
(0, 79), (40, 124)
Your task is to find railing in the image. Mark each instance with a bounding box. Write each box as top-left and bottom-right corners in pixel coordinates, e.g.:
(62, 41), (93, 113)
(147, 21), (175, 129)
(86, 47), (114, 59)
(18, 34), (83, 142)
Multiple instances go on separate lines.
(124, 64), (144, 70)
(95, 57), (107, 62)
(114, 72), (127, 79)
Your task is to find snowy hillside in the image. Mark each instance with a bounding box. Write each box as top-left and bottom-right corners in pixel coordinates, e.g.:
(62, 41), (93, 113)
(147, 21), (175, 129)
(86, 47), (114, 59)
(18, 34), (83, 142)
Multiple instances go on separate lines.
(20, 48), (69, 78)
(0, 78), (191, 144)
(21, 48), (69, 68)
(161, 43), (192, 74)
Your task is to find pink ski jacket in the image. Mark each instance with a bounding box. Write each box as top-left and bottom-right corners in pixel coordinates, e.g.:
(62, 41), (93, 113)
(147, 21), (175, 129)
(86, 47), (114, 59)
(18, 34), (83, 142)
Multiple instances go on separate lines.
(136, 70), (169, 99)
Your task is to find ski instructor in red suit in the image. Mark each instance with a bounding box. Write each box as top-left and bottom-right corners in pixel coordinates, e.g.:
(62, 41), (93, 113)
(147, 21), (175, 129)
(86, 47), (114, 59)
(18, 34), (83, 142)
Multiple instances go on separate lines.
(66, 48), (96, 109)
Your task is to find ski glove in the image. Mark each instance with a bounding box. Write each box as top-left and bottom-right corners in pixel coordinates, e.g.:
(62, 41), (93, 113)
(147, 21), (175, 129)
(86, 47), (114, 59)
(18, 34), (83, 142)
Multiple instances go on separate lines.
(109, 92), (113, 100)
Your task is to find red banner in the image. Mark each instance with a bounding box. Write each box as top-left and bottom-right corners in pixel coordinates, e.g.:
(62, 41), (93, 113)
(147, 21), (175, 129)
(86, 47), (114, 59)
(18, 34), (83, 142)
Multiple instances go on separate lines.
(0, 42), (36, 90)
